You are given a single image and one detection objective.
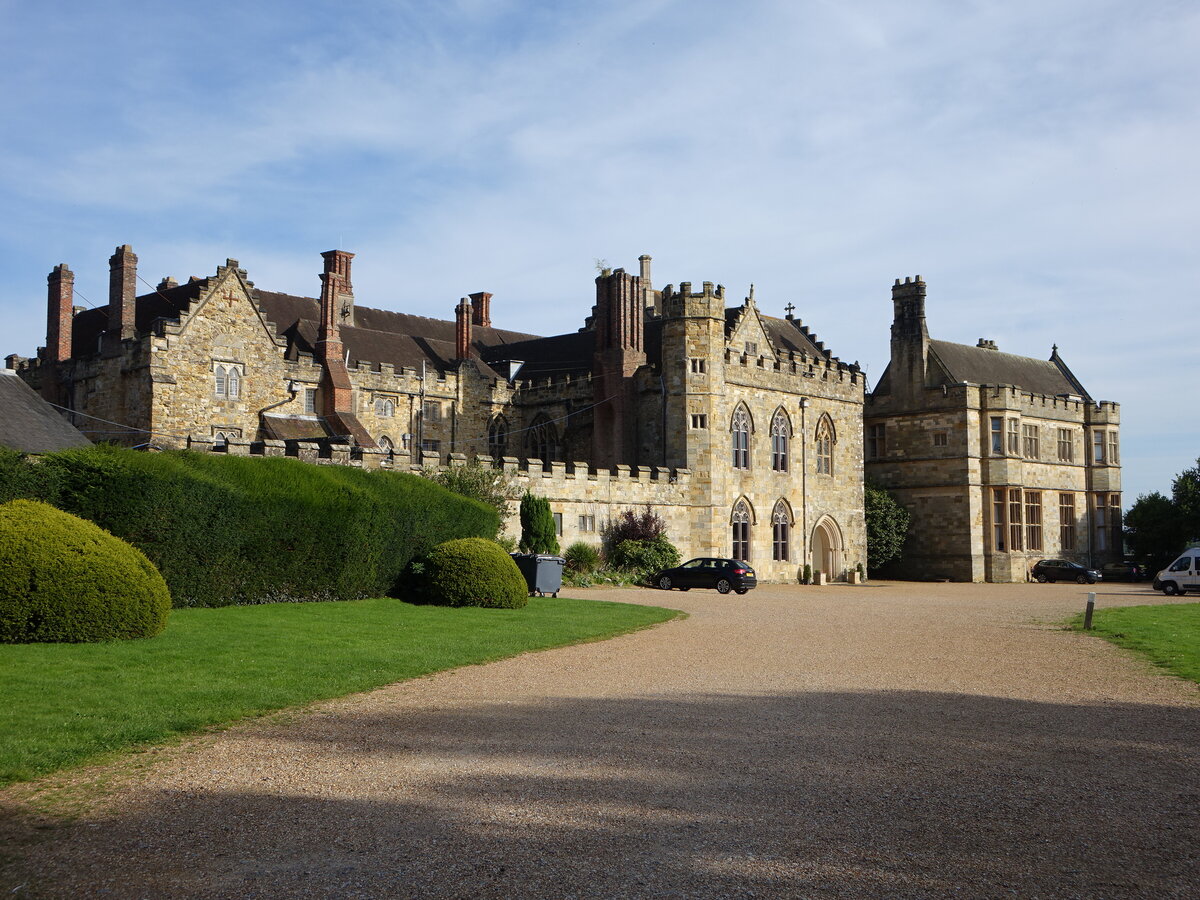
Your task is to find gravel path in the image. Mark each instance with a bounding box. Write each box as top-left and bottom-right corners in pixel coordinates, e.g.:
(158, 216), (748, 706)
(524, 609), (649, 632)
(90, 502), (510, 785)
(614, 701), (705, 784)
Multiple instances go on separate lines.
(3, 582), (1198, 899)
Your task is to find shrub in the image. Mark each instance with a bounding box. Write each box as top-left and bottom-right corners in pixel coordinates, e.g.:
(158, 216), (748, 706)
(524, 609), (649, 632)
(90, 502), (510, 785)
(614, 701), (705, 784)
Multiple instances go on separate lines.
(563, 541), (601, 574)
(0, 500), (170, 643)
(422, 460), (517, 534)
(611, 537), (680, 580)
(600, 506), (668, 562)
(801, 564), (812, 584)
(865, 482), (911, 574)
(418, 538), (528, 608)
(519, 491), (559, 554)
(1, 445), (498, 607)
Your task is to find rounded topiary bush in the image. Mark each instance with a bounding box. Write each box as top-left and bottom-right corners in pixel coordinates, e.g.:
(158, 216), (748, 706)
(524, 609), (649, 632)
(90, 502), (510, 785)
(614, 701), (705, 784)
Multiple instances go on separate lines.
(421, 537), (528, 609)
(0, 499), (171, 643)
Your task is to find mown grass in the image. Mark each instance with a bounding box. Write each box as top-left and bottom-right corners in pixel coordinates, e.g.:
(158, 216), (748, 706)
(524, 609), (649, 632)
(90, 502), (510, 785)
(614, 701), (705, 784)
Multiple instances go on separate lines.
(1074, 602), (1200, 685)
(0, 595), (680, 786)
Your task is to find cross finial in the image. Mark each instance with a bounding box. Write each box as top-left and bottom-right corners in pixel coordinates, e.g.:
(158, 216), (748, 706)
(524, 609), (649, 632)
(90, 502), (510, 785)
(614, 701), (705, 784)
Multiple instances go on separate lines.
(785, 302), (796, 318)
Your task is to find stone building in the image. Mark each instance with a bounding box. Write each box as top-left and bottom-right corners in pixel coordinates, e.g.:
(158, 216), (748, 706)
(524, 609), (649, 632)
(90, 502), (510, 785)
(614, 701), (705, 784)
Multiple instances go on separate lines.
(9, 246), (867, 583)
(864, 276), (1121, 582)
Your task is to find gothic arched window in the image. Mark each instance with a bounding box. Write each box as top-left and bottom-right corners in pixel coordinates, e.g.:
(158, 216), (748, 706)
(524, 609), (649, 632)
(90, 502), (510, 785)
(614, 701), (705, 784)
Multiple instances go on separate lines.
(227, 367), (240, 400)
(771, 408), (790, 472)
(772, 500), (792, 561)
(378, 434), (394, 467)
(731, 406), (752, 469)
(488, 415), (509, 460)
(731, 500), (752, 561)
(815, 414), (835, 476)
(528, 415), (558, 463)
(214, 365), (227, 399)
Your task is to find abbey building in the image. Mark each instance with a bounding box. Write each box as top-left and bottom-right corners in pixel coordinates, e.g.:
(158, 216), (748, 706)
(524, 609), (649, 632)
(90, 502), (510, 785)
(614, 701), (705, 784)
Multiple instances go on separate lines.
(8, 247), (1120, 583)
(9, 247), (866, 584)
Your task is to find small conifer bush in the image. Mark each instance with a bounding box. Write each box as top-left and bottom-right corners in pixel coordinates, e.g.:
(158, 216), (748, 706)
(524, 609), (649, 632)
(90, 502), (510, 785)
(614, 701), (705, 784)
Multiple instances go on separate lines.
(420, 537), (528, 609)
(0, 499), (170, 643)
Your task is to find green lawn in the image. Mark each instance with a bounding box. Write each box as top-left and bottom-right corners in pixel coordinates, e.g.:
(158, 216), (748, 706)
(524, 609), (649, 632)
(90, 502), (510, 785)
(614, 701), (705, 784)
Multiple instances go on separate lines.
(0, 595), (680, 785)
(1075, 602), (1200, 685)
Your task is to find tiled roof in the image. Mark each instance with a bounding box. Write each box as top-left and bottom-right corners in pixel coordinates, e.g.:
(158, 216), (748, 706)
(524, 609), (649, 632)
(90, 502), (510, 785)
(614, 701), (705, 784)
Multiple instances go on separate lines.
(0, 373), (91, 452)
(928, 340), (1087, 398)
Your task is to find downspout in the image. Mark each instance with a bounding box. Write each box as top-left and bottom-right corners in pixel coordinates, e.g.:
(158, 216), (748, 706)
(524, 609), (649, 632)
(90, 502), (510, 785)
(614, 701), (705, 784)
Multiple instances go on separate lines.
(800, 398), (809, 570)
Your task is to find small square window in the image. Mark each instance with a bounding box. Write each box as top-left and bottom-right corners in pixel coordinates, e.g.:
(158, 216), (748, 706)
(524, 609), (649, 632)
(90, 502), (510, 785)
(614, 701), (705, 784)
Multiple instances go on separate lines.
(690, 414), (708, 429)
(690, 358), (707, 374)
(744, 341), (758, 356)
(932, 432), (948, 447)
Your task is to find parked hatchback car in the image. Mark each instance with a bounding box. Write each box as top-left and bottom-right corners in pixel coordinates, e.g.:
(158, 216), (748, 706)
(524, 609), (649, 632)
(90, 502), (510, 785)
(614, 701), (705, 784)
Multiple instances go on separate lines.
(1101, 561), (1146, 582)
(654, 558), (757, 594)
(1030, 559), (1101, 584)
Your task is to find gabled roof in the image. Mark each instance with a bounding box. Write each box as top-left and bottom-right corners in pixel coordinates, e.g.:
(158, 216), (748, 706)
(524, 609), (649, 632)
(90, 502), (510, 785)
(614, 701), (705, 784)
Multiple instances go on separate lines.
(928, 340), (1089, 399)
(0, 373), (91, 452)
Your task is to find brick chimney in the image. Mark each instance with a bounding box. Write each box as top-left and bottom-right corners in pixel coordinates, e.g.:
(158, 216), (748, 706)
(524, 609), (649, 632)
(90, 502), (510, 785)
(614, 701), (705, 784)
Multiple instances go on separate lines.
(108, 244), (138, 343)
(315, 249), (375, 448)
(591, 267), (646, 467)
(320, 249), (355, 328)
(47, 264), (74, 363)
(455, 297), (473, 360)
(468, 291), (492, 328)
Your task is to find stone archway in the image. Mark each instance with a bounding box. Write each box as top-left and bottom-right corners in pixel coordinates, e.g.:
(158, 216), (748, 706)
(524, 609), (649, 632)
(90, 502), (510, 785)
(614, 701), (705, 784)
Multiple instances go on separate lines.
(810, 516), (844, 581)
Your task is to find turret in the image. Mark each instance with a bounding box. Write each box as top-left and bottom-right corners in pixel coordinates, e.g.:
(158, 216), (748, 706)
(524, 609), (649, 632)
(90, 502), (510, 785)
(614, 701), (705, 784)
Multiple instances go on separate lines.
(889, 275), (929, 407)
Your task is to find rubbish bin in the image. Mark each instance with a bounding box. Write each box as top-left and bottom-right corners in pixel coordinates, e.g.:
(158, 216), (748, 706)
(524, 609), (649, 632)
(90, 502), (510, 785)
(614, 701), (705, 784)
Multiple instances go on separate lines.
(511, 553), (565, 597)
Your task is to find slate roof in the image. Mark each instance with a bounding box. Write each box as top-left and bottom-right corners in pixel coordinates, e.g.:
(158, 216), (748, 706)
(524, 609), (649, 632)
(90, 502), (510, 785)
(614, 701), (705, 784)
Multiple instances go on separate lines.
(254, 291), (541, 376)
(928, 340), (1089, 399)
(0, 372), (91, 452)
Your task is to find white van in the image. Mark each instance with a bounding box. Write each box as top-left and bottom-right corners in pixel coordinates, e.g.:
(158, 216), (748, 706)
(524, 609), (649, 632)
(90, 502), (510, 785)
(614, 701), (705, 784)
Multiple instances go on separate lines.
(1155, 549), (1200, 596)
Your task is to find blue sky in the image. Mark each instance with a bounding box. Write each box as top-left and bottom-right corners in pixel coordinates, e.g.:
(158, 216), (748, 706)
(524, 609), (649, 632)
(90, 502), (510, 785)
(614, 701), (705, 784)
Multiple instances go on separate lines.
(2, 0), (1196, 499)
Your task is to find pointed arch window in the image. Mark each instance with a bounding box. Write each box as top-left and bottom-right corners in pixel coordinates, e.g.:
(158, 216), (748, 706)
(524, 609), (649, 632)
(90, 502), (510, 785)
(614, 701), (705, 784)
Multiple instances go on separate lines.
(488, 415), (509, 460)
(772, 501), (792, 561)
(731, 500), (752, 561)
(378, 434), (394, 467)
(374, 396), (395, 418)
(528, 415), (558, 463)
(771, 408), (790, 472)
(815, 415), (835, 476)
(214, 365), (227, 399)
(731, 406), (752, 469)
(227, 367), (240, 399)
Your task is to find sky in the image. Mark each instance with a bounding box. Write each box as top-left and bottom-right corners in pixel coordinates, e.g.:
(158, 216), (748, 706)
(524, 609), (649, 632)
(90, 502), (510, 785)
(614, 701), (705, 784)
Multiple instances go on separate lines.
(0, 0), (1196, 500)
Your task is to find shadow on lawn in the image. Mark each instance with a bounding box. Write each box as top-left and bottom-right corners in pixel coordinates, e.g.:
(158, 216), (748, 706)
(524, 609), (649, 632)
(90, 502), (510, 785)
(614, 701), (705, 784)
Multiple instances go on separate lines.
(4, 690), (1198, 899)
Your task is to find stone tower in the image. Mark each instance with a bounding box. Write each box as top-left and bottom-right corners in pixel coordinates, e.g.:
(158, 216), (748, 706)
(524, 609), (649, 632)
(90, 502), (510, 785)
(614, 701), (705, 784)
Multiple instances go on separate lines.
(660, 280), (726, 471)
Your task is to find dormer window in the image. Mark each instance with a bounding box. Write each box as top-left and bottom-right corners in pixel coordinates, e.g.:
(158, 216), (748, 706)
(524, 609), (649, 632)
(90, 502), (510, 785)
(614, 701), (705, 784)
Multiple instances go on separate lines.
(744, 341), (758, 356)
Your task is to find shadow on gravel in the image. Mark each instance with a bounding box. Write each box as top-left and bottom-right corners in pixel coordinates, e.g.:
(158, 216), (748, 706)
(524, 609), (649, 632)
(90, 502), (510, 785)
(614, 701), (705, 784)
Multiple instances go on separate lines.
(5, 691), (1198, 899)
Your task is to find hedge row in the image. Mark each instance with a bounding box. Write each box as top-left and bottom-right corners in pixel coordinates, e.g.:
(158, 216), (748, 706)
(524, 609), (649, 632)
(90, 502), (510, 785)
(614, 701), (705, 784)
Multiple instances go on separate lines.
(0, 446), (498, 607)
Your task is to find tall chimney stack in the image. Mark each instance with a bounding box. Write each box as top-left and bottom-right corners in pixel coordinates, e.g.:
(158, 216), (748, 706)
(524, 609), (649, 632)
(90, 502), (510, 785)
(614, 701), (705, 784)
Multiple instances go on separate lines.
(456, 297), (473, 360)
(108, 244), (138, 342)
(468, 291), (492, 328)
(47, 264), (74, 363)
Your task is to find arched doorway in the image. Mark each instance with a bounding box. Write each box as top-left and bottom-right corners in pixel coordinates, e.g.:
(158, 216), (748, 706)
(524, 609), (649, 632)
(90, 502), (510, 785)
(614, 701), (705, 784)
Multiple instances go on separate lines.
(810, 516), (844, 581)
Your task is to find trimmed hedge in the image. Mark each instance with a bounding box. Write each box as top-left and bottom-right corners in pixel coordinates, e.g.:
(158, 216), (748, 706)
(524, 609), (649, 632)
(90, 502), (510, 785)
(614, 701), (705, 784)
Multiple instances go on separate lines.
(419, 538), (528, 609)
(2, 446), (498, 607)
(0, 500), (170, 643)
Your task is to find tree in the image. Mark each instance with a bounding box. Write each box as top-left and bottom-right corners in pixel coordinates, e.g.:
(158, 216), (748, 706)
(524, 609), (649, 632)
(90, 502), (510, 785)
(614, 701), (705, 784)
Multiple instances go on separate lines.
(1124, 491), (1187, 572)
(519, 491), (559, 554)
(864, 483), (910, 574)
(1172, 457), (1200, 544)
(423, 460), (518, 533)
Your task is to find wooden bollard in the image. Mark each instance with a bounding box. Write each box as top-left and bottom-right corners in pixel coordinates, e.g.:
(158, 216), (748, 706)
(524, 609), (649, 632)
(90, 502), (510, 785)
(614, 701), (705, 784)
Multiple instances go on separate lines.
(1084, 592), (1096, 630)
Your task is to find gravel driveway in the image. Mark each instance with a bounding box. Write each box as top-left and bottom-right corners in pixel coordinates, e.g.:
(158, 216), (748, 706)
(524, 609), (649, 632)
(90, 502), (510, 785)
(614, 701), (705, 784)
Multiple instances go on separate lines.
(3, 582), (1198, 898)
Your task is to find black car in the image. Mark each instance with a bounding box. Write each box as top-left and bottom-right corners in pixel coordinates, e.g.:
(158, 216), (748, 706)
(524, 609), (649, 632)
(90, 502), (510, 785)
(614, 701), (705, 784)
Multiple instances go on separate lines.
(1030, 559), (1101, 584)
(654, 558), (757, 594)
(1101, 561), (1146, 582)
